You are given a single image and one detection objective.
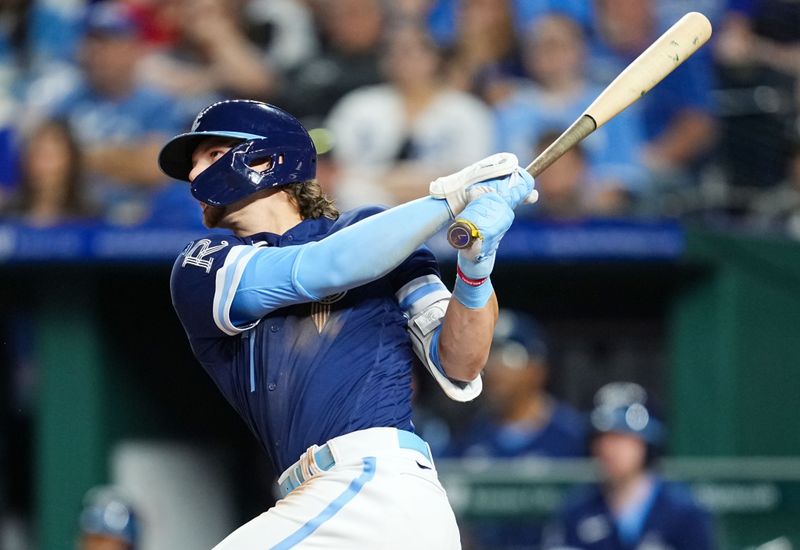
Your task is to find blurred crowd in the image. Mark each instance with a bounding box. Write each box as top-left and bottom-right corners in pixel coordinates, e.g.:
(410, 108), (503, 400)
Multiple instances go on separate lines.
(0, 0), (797, 236)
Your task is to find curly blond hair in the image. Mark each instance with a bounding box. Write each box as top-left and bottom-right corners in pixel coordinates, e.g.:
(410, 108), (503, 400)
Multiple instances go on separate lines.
(283, 180), (339, 220)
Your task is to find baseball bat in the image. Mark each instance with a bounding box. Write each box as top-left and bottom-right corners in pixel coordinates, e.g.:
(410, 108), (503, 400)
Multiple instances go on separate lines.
(446, 11), (713, 249)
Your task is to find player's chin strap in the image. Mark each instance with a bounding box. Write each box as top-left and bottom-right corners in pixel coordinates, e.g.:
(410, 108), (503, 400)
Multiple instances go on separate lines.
(407, 299), (482, 402)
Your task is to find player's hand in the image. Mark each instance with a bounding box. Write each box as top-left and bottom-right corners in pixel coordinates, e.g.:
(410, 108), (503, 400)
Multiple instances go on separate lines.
(466, 167), (537, 210)
(456, 193), (514, 281)
(431, 153), (533, 217)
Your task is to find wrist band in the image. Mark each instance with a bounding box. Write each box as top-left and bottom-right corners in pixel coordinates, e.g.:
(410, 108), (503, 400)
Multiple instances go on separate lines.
(452, 276), (493, 309)
(456, 264), (487, 287)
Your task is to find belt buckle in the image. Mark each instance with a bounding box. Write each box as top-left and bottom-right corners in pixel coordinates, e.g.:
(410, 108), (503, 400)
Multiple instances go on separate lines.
(302, 445), (320, 479)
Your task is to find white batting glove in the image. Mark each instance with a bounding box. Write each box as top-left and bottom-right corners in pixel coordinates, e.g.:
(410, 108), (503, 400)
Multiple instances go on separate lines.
(467, 168), (537, 211)
(430, 153), (538, 217)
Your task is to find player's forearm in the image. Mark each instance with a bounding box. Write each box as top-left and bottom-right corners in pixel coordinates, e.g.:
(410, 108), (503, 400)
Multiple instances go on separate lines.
(647, 111), (715, 168)
(208, 37), (277, 97)
(84, 139), (167, 186)
(294, 198), (451, 299)
(438, 293), (498, 382)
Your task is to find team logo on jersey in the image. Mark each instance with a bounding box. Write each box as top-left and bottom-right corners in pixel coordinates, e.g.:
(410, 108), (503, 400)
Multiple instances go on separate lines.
(181, 239), (229, 273)
(311, 292), (347, 332)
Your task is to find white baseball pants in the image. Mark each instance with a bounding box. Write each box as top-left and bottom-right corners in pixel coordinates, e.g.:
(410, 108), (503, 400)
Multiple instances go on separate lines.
(212, 428), (461, 549)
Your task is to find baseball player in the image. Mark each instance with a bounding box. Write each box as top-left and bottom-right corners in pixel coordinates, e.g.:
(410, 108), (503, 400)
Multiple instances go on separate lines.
(158, 99), (536, 549)
(543, 382), (715, 550)
(78, 486), (138, 550)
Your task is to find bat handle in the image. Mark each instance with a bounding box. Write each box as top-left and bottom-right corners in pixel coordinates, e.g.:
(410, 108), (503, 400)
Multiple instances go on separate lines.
(446, 219), (482, 250)
(446, 115), (597, 249)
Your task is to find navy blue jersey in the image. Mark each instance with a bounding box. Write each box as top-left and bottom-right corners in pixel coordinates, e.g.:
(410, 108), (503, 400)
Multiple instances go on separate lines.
(170, 207), (442, 472)
(449, 400), (588, 459)
(545, 477), (715, 550)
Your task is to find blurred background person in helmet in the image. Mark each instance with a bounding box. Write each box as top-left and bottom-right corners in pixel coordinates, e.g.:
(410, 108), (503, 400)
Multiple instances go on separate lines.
(78, 486), (138, 550)
(448, 309), (587, 460)
(448, 309), (587, 549)
(543, 382), (715, 550)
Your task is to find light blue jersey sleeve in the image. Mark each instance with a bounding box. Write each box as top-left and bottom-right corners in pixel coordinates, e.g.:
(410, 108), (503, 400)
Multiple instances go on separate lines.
(227, 197), (451, 328)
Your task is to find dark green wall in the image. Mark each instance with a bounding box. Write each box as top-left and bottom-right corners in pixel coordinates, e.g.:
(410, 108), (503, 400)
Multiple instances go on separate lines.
(670, 229), (800, 456)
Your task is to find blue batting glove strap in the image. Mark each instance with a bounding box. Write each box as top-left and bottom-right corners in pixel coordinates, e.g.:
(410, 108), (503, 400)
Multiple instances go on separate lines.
(467, 168), (535, 210)
(452, 271), (494, 309)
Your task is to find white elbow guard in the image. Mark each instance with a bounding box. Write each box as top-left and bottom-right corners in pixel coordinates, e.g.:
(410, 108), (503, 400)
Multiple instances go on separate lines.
(407, 299), (483, 402)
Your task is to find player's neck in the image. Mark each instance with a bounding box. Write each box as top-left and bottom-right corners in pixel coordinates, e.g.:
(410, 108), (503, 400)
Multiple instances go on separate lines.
(606, 470), (651, 513)
(227, 189), (303, 237)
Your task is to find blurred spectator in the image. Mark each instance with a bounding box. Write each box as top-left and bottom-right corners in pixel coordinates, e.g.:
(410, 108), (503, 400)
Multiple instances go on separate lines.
(527, 131), (633, 219)
(30, 1), (183, 225)
(448, 309), (586, 550)
(0, 1), (26, 207)
(0, 0), (27, 74)
(449, 310), (587, 459)
(326, 24), (494, 208)
(242, 0), (319, 72)
(512, 0), (594, 31)
(2, 120), (92, 227)
(137, 0), (277, 123)
(713, 0), (799, 189)
(445, 0), (521, 105)
(390, 0), (438, 22)
(588, 0), (716, 184)
(529, 133), (591, 220)
(425, 0), (593, 45)
(78, 486), (138, 550)
(0, 108), (18, 209)
(24, 0), (86, 71)
(543, 382), (715, 549)
(716, 0), (800, 78)
(749, 141), (800, 238)
(278, 0), (385, 125)
(495, 13), (648, 200)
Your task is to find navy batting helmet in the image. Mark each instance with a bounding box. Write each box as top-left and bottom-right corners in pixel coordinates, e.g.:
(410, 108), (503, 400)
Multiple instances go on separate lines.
(158, 100), (316, 207)
(590, 382), (664, 446)
(79, 486), (138, 547)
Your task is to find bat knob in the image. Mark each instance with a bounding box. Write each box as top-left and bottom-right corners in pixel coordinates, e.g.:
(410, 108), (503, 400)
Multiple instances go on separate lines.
(447, 219), (481, 249)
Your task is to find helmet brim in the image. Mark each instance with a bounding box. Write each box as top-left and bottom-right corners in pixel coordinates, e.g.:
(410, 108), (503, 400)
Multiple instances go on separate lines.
(158, 131), (264, 181)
